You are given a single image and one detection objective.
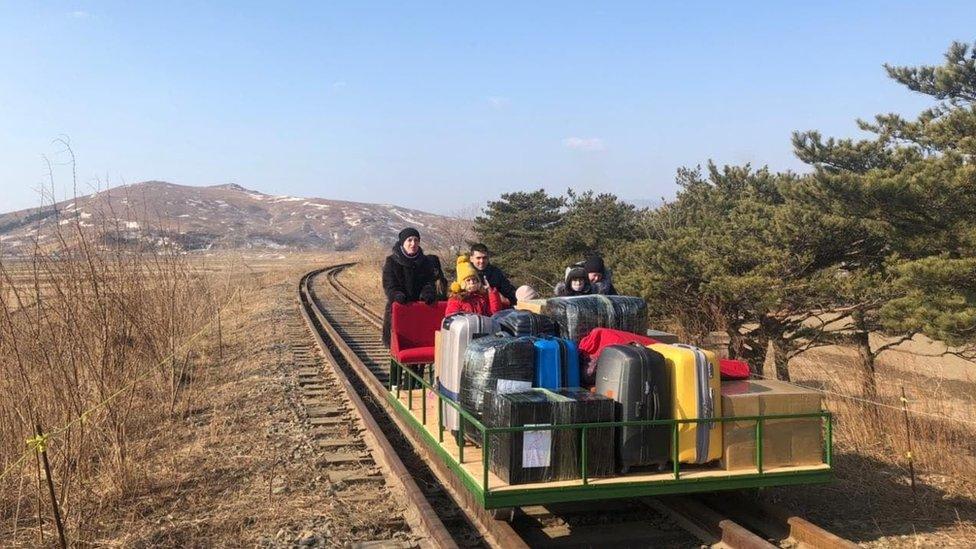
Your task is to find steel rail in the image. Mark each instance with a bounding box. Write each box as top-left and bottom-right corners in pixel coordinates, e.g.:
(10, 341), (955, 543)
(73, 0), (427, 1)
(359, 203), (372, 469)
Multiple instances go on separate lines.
(299, 267), (458, 548)
(303, 265), (528, 548)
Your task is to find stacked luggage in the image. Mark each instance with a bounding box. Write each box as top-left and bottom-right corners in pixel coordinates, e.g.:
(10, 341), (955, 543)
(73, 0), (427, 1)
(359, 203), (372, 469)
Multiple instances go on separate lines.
(428, 291), (822, 485)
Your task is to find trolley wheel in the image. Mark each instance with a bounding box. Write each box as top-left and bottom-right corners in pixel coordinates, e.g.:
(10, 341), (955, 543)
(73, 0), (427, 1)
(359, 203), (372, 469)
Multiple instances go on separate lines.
(490, 507), (515, 522)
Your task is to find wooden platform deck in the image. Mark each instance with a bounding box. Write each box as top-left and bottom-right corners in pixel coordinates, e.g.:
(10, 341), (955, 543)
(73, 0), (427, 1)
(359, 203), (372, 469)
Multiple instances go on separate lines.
(392, 387), (830, 493)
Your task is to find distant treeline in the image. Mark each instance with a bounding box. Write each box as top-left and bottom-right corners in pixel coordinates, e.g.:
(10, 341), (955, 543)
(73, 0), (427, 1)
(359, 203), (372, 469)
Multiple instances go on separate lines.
(474, 41), (976, 398)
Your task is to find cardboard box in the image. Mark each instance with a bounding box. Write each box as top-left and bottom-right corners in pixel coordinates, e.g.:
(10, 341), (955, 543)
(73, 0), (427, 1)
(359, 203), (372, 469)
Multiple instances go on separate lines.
(720, 379), (823, 470)
(515, 299), (547, 314)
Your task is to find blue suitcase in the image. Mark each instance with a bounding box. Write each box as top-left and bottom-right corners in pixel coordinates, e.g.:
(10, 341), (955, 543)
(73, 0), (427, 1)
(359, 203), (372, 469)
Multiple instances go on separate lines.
(533, 337), (581, 389)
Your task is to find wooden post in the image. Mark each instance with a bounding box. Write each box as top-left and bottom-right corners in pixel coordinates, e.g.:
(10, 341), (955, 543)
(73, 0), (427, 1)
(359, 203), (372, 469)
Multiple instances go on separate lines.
(900, 387), (917, 502)
(34, 425), (67, 549)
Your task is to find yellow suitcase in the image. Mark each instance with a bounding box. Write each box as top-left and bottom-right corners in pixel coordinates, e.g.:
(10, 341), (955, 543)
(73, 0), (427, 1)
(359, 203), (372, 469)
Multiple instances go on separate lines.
(648, 343), (722, 464)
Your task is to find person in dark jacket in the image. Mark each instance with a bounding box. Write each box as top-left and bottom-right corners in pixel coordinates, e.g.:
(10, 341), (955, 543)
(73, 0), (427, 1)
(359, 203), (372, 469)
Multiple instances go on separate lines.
(554, 266), (592, 296)
(382, 227), (442, 347)
(468, 243), (518, 305)
(553, 255), (618, 296)
(583, 255), (618, 295)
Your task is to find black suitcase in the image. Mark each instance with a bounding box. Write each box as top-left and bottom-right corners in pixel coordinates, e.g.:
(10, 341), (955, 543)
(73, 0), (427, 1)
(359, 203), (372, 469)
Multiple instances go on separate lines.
(487, 389), (562, 484)
(490, 309), (558, 337)
(553, 389), (616, 478)
(459, 336), (536, 427)
(594, 344), (672, 473)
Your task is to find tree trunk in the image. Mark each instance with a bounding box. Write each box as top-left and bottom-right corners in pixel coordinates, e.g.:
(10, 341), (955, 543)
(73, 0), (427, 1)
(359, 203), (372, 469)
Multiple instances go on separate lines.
(760, 315), (790, 381)
(727, 327), (766, 378)
(771, 337), (791, 382)
(852, 312), (878, 401)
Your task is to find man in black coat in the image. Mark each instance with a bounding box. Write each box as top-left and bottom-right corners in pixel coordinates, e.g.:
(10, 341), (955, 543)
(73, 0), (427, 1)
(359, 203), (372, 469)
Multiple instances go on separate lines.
(468, 243), (518, 305)
(382, 227), (444, 347)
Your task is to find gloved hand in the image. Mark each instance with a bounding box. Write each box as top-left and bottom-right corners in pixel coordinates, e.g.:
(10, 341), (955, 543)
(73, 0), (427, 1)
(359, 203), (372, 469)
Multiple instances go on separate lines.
(393, 292), (408, 304)
(420, 287), (436, 305)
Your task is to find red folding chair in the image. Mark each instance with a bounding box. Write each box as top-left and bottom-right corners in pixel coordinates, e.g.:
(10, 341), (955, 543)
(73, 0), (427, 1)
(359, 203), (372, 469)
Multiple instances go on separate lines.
(390, 301), (447, 398)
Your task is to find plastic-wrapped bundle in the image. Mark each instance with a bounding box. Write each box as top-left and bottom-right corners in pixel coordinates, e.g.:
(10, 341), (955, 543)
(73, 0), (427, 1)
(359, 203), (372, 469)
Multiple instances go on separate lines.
(542, 295), (647, 343)
(459, 336), (536, 427)
(490, 309), (557, 337)
(487, 389), (562, 484)
(553, 389), (616, 478)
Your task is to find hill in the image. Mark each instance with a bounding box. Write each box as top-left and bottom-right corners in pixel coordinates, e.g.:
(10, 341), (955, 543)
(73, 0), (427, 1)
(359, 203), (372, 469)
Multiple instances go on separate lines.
(0, 181), (462, 254)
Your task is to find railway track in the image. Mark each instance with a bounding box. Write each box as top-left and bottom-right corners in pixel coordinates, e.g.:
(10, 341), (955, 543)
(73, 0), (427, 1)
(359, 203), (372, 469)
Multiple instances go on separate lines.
(298, 263), (856, 548)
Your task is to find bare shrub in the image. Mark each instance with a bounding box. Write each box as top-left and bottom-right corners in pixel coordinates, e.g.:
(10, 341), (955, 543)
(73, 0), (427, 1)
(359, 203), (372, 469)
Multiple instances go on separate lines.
(0, 177), (223, 544)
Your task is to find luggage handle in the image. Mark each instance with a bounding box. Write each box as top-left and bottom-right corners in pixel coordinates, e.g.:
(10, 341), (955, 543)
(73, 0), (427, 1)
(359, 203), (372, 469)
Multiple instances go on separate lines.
(651, 387), (660, 420)
(704, 387), (715, 428)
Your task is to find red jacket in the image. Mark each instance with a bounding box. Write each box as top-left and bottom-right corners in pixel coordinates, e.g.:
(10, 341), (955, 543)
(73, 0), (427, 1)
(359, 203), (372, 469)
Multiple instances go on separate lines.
(445, 288), (508, 317)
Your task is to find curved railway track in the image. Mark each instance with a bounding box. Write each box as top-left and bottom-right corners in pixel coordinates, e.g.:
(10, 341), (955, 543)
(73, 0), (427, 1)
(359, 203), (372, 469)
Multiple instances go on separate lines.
(298, 263), (857, 548)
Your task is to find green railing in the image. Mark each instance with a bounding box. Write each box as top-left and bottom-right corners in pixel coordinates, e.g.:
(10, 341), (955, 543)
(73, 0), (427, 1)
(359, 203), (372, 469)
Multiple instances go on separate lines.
(389, 359), (833, 502)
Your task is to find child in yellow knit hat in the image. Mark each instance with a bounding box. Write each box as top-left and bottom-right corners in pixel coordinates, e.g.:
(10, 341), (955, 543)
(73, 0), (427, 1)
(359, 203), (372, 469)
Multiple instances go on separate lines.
(445, 254), (510, 317)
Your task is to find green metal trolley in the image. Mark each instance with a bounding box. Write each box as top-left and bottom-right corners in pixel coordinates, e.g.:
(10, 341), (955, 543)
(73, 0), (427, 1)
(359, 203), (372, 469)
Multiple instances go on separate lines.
(388, 361), (833, 510)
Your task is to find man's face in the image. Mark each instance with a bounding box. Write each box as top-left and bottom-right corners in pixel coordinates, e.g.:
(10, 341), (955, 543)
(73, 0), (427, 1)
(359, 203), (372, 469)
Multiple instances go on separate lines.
(403, 236), (420, 255)
(470, 251), (489, 270)
(588, 272), (603, 283)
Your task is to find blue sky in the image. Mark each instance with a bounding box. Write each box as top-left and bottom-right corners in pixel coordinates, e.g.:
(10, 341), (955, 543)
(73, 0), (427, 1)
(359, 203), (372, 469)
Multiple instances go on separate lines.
(1, 2), (974, 214)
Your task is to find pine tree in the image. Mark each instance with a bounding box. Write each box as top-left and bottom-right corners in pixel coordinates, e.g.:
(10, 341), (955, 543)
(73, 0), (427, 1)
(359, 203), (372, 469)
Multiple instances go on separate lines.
(617, 164), (850, 380)
(791, 40), (976, 396)
(472, 189), (565, 288)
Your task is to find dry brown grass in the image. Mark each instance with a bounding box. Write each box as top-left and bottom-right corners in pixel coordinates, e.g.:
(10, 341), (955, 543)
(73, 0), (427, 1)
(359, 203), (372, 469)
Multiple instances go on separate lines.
(0, 232), (362, 545)
(0, 206), (233, 545)
(768, 347), (976, 546)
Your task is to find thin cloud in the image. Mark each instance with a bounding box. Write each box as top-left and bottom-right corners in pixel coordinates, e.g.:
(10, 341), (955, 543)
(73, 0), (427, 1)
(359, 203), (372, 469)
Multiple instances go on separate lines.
(332, 81), (347, 90)
(562, 137), (606, 152)
(486, 96), (509, 109)
(69, 10), (90, 19)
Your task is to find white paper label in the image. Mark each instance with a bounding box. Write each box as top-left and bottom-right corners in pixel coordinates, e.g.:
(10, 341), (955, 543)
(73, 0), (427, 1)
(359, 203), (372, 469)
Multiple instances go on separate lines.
(522, 423), (552, 468)
(495, 379), (532, 394)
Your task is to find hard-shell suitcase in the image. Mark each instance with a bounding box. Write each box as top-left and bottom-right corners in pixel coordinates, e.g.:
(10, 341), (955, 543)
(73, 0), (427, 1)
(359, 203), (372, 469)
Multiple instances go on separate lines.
(648, 343), (722, 464)
(460, 336), (536, 425)
(542, 295), (647, 342)
(533, 337), (581, 389)
(490, 309), (558, 337)
(438, 314), (492, 431)
(594, 344), (672, 473)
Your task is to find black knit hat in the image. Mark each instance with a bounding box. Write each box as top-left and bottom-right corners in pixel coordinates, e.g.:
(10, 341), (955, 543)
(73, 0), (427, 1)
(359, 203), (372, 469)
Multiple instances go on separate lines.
(398, 227), (420, 244)
(583, 255), (605, 274)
